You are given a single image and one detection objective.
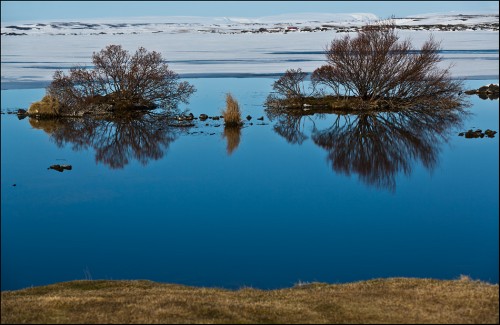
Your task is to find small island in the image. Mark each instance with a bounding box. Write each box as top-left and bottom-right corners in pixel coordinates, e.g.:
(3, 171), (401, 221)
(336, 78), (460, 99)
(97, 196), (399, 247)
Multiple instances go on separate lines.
(265, 23), (464, 115)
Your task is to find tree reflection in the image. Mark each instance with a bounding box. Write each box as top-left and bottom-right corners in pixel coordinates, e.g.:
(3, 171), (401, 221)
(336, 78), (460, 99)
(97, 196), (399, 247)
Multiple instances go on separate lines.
(29, 113), (187, 169)
(267, 106), (468, 191)
(266, 106), (308, 145)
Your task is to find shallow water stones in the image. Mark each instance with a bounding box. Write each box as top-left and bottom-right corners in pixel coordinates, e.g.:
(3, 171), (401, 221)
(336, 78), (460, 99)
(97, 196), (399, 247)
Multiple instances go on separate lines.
(464, 84), (499, 99)
(199, 114), (208, 121)
(458, 129), (497, 138)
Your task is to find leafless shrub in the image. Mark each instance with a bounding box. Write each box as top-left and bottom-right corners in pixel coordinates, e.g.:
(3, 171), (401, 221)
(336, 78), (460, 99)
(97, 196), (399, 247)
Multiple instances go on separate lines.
(272, 68), (309, 99)
(47, 45), (195, 115)
(266, 68), (318, 107)
(311, 65), (340, 96)
(313, 22), (463, 104)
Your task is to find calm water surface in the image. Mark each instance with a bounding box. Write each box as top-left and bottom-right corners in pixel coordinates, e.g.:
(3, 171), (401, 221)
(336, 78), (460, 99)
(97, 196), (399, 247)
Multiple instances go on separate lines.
(1, 78), (498, 291)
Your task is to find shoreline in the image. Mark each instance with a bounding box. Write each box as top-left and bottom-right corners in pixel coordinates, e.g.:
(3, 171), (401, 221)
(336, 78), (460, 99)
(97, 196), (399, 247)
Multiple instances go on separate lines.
(2, 74), (499, 91)
(2, 277), (498, 324)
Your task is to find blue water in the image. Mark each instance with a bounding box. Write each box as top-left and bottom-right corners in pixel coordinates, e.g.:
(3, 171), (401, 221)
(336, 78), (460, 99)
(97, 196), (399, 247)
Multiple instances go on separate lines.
(1, 78), (498, 291)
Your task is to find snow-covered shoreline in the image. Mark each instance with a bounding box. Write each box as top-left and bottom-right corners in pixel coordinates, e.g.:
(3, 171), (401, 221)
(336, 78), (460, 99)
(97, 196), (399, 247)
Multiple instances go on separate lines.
(1, 13), (498, 89)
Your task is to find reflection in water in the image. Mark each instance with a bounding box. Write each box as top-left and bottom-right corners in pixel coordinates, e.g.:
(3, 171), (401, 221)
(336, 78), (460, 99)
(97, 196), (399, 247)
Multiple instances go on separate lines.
(267, 106), (468, 191)
(29, 113), (187, 169)
(222, 126), (241, 155)
(265, 108), (309, 145)
(477, 92), (499, 100)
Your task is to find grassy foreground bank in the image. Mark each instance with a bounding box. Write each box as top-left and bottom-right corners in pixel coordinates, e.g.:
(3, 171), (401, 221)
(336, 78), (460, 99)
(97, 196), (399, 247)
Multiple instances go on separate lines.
(1, 277), (498, 324)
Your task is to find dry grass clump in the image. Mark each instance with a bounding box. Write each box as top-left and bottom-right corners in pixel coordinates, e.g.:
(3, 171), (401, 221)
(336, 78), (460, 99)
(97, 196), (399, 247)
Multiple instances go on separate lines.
(1, 277), (498, 324)
(222, 93), (242, 126)
(28, 95), (60, 116)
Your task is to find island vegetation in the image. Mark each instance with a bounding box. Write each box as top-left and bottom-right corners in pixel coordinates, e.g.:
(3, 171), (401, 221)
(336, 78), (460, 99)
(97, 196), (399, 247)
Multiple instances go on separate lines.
(265, 22), (464, 112)
(28, 45), (195, 117)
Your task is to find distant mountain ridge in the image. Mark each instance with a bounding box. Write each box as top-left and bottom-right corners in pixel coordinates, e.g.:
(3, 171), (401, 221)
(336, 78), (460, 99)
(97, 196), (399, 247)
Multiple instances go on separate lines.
(2, 12), (498, 36)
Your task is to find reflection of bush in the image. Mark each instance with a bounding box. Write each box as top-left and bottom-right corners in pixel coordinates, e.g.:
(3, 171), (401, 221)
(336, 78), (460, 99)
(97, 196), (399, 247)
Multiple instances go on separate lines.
(266, 109), (308, 145)
(222, 126), (241, 155)
(268, 105), (468, 191)
(30, 113), (186, 169)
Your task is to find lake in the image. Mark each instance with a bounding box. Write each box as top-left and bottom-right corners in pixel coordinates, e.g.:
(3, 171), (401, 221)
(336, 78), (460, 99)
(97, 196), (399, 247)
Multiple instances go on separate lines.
(1, 77), (498, 291)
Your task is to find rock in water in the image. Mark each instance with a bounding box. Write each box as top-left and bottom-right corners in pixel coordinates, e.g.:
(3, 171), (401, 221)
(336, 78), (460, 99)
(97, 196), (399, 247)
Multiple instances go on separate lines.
(48, 164), (72, 172)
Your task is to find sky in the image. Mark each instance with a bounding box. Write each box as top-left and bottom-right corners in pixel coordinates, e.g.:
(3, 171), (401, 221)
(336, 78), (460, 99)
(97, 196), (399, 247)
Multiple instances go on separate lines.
(1, 1), (499, 23)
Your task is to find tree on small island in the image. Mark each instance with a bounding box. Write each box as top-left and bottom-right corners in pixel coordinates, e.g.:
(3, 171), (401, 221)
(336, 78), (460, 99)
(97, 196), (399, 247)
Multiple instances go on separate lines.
(266, 22), (464, 112)
(29, 45), (195, 116)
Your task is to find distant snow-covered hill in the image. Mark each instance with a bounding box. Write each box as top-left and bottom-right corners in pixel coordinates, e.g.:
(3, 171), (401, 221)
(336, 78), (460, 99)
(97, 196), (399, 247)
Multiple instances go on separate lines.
(1, 12), (498, 36)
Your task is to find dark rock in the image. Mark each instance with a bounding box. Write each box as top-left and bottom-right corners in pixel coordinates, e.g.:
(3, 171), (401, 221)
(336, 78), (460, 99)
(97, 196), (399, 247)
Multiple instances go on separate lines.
(488, 84), (499, 93)
(458, 132), (464, 136)
(168, 123), (195, 127)
(246, 115), (252, 120)
(465, 84), (499, 99)
(48, 164), (72, 172)
(212, 116), (220, 120)
(17, 109), (27, 115)
(199, 114), (208, 121)
(257, 116), (264, 121)
(484, 129), (497, 138)
(462, 129), (497, 139)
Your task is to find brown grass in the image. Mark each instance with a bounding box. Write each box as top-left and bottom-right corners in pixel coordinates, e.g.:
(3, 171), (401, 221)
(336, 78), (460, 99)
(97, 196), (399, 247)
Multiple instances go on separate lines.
(222, 93), (242, 126)
(1, 277), (498, 324)
(28, 95), (61, 116)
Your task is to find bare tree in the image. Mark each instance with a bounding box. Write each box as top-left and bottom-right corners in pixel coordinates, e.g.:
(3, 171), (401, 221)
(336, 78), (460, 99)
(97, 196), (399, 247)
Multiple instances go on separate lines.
(312, 23), (462, 105)
(266, 68), (320, 108)
(47, 45), (195, 115)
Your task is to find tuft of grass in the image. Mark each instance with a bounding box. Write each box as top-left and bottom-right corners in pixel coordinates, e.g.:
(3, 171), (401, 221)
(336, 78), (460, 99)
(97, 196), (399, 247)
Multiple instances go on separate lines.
(1, 277), (498, 324)
(28, 95), (60, 116)
(222, 93), (242, 126)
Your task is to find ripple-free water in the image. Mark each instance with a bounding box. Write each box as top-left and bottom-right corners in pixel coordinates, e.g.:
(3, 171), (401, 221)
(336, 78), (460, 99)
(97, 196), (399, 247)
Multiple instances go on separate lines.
(1, 78), (498, 290)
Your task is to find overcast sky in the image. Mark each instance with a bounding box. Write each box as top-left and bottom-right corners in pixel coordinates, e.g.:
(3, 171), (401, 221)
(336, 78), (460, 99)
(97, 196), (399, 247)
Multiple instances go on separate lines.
(2, 1), (499, 23)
